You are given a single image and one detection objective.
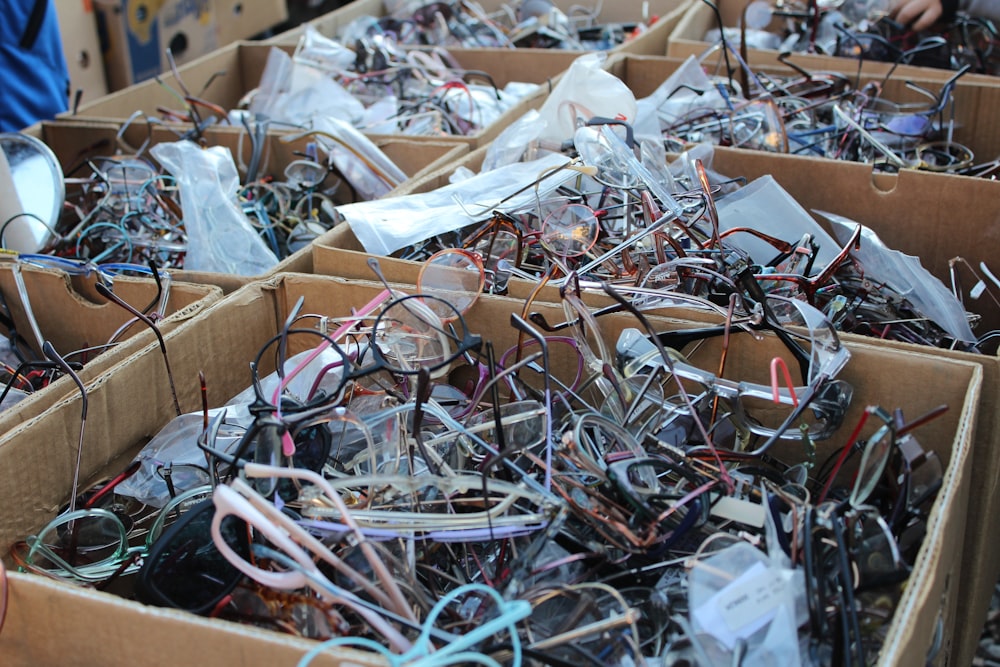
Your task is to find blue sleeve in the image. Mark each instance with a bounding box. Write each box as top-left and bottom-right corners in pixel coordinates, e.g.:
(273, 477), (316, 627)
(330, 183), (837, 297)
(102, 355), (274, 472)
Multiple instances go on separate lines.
(0, 0), (71, 132)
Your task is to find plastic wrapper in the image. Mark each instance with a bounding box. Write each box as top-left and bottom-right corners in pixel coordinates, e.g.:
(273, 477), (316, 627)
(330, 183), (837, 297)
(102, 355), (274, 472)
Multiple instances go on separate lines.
(249, 46), (365, 126)
(714, 176), (842, 269)
(151, 141), (279, 275)
(689, 541), (806, 666)
(0, 388), (29, 411)
(309, 115), (408, 201)
(115, 408), (249, 508)
(635, 55), (731, 143)
(535, 52), (637, 146)
(482, 109), (548, 171)
(117, 348), (349, 507)
(336, 152), (580, 255)
(292, 26), (357, 74)
(823, 212), (977, 343)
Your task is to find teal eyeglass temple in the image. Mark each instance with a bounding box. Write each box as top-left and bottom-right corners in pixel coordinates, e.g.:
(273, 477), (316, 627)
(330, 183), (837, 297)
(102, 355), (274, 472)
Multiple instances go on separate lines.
(295, 581), (531, 667)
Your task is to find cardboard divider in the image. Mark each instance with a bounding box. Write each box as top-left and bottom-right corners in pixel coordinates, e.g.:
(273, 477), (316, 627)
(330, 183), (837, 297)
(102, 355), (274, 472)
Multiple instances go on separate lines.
(30, 120), (468, 293)
(0, 272), (980, 666)
(64, 41), (583, 148)
(667, 0), (1000, 85)
(0, 263), (219, 443)
(267, 0), (694, 57)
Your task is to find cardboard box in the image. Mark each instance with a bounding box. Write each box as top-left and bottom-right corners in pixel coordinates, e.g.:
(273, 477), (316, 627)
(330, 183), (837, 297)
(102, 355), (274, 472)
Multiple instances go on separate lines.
(214, 0), (287, 45)
(667, 0), (1000, 85)
(311, 137), (1000, 665)
(95, 0), (288, 92)
(3, 574), (385, 667)
(605, 53), (1000, 170)
(697, 147), (1000, 667)
(314, 124), (1000, 334)
(268, 0), (693, 56)
(0, 264), (219, 444)
(68, 41), (580, 147)
(0, 271), (982, 666)
(95, 0), (220, 91)
(30, 119), (467, 292)
(56, 0), (109, 106)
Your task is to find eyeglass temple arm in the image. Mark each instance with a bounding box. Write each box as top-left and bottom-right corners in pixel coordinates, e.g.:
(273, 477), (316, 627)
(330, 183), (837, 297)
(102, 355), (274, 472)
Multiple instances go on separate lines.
(94, 282), (182, 416)
(0, 358), (79, 407)
(735, 267), (811, 385)
(43, 341), (88, 515)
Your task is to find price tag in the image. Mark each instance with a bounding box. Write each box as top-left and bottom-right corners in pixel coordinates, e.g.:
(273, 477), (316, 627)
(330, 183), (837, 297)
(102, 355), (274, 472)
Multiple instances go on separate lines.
(692, 561), (792, 649)
(717, 566), (789, 633)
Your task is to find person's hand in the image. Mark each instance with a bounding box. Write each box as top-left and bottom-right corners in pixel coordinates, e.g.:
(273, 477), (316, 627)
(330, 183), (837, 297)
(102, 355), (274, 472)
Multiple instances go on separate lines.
(889, 0), (944, 30)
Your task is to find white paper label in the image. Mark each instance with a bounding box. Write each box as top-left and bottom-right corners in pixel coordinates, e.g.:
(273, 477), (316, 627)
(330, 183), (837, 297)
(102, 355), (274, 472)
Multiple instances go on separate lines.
(709, 495), (767, 527)
(718, 566), (789, 632)
(693, 562), (792, 649)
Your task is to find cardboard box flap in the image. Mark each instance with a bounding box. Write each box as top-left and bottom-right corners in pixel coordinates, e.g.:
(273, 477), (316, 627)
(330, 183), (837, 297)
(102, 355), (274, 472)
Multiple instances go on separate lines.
(4, 572), (387, 667)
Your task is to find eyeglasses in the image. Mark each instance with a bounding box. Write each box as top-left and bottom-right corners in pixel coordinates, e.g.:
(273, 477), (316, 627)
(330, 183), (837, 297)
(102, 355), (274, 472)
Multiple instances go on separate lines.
(613, 293), (853, 452)
(209, 477), (418, 652)
(15, 484), (213, 585)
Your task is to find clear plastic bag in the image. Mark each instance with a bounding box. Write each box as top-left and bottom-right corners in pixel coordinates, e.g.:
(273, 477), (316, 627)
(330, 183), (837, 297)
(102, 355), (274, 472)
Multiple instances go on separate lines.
(309, 115), (408, 200)
(293, 25), (357, 75)
(151, 141), (279, 275)
(535, 52), (637, 146)
(714, 176), (842, 268)
(689, 541), (805, 666)
(250, 46), (365, 126)
(115, 408), (249, 508)
(821, 212), (977, 343)
(482, 109), (548, 171)
(635, 55), (731, 143)
(336, 152), (578, 255)
(117, 348), (348, 507)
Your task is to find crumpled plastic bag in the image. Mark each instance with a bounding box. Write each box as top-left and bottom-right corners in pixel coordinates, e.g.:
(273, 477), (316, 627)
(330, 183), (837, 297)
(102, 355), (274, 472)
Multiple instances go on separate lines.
(535, 52), (637, 146)
(689, 540), (806, 666)
(151, 141), (279, 275)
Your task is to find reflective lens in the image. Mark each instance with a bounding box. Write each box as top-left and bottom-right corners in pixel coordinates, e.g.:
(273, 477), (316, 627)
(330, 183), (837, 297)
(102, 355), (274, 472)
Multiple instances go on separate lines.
(418, 249), (485, 316)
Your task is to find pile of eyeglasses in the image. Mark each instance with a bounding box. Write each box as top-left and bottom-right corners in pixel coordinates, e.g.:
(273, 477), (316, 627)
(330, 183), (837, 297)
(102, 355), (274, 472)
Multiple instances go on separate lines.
(708, 0), (1000, 76)
(41, 123), (406, 268)
(341, 0), (659, 51)
(646, 47), (981, 175)
(9, 250), (949, 665)
(233, 28), (540, 139)
(333, 119), (987, 352)
(11, 134), (947, 665)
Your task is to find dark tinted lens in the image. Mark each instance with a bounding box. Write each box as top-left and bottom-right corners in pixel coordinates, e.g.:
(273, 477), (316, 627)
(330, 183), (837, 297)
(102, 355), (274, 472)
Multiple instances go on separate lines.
(274, 421), (333, 502)
(136, 499), (248, 614)
(293, 422), (332, 472)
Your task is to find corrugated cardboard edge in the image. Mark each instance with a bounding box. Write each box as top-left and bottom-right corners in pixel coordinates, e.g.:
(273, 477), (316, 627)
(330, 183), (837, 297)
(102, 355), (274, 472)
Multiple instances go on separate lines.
(872, 355), (980, 665)
(3, 572), (389, 667)
(0, 271), (220, 437)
